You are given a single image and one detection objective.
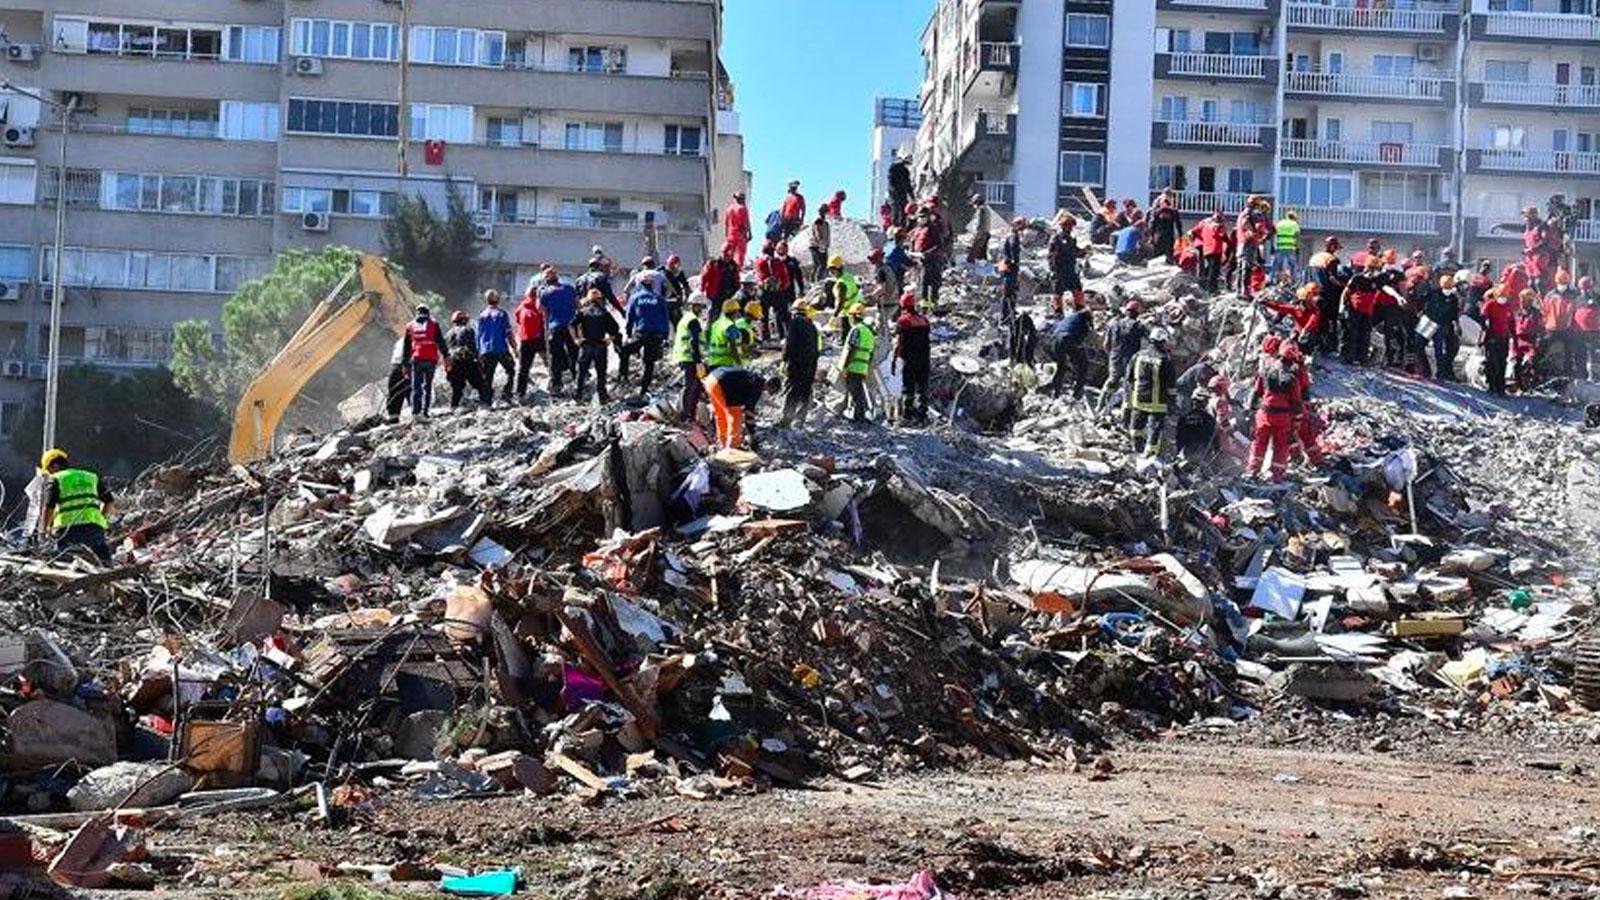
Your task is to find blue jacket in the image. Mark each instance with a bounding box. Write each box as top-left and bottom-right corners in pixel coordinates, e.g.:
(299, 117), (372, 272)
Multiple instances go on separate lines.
(538, 284), (578, 329)
(476, 306), (512, 354)
(1052, 309), (1090, 345)
(625, 289), (671, 336)
(1114, 226), (1141, 257)
(886, 243), (909, 281)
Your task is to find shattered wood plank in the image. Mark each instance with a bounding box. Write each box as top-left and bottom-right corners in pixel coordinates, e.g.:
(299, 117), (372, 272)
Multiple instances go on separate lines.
(554, 609), (659, 741)
(547, 751), (610, 792)
(733, 535), (776, 565)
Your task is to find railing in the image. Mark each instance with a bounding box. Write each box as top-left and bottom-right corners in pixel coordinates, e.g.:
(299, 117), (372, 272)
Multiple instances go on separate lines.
(1165, 52), (1269, 79)
(1299, 207), (1443, 235)
(1285, 2), (1448, 32)
(501, 57), (709, 80)
(1169, 0), (1269, 9)
(1483, 11), (1600, 41)
(1280, 138), (1443, 166)
(1575, 221), (1600, 243)
(976, 41), (1018, 69)
(1479, 81), (1600, 108)
(1162, 120), (1269, 147)
(1285, 70), (1447, 99)
(468, 138), (707, 159)
(1154, 190), (1267, 214)
(44, 121), (224, 140)
(1481, 218), (1600, 243)
(975, 180), (1015, 208)
(486, 213), (704, 234)
(1477, 148), (1600, 175)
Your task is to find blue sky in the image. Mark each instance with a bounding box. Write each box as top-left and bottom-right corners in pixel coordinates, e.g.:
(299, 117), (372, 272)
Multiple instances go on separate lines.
(722, 1), (927, 220)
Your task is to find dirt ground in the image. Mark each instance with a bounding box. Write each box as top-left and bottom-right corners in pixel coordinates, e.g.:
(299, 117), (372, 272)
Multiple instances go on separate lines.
(92, 724), (1600, 900)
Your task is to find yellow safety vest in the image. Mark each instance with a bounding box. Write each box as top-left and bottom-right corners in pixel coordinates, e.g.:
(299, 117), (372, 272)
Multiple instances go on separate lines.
(52, 469), (107, 531)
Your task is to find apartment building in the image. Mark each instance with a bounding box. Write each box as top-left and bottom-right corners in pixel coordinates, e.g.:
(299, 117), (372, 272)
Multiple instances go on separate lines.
(915, 0), (1600, 271)
(869, 97), (921, 217)
(0, 0), (732, 447)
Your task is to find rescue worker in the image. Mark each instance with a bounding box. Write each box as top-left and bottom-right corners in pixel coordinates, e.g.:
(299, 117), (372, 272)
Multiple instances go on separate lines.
(1001, 217), (1026, 274)
(574, 257), (620, 313)
(673, 293), (709, 424)
(444, 309), (489, 409)
(867, 247), (898, 334)
(699, 243), (740, 307)
(842, 303), (877, 423)
(824, 189), (847, 219)
(704, 365), (772, 450)
(1044, 295), (1090, 400)
(1522, 206), (1560, 293)
(827, 255), (862, 320)
(385, 335), (409, 421)
(537, 269), (580, 396)
(1425, 273), (1462, 381)
(913, 199), (948, 306)
(892, 292), (932, 424)
(724, 191), (753, 268)
(38, 449), (114, 562)
(1271, 210), (1301, 280)
(999, 259), (1020, 322)
(1247, 341), (1307, 481)
(967, 192), (993, 263)
(781, 181), (807, 236)
(1340, 256), (1385, 366)
(1126, 328), (1176, 457)
(662, 254), (691, 324)
(1263, 283), (1323, 349)
(1479, 285), (1516, 396)
(706, 298), (745, 376)
(755, 240), (797, 340)
(1576, 275), (1600, 381)
(1307, 236), (1346, 352)
(779, 240), (807, 300)
(1098, 299), (1147, 416)
(573, 288), (622, 404)
(1148, 190), (1183, 264)
(808, 209), (832, 281)
(1513, 288), (1544, 391)
(402, 303), (445, 418)
(738, 298), (764, 364)
(513, 283), (547, 401)
(1174, 387), (1220, 468)
(1540, 269), (1581, 379)
(621, 273), (671, 394)
(1235, 196), (1272, 299)
(1047, 213), (1082, 316)
(780, 300), (822, 428)
(888, 155), (913, 228)
(1190, 210), (1229, 295)
(477, 290), (515, 404)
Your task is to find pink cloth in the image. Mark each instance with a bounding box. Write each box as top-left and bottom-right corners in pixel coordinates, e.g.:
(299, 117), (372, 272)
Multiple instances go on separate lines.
(801, 871), (947, 900)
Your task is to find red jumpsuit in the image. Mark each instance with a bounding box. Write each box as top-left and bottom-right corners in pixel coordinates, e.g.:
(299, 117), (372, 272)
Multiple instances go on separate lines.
(1290, 365), (1324, 466)
(1248, 362), (1304, 480)
(724, 201), (752, 268)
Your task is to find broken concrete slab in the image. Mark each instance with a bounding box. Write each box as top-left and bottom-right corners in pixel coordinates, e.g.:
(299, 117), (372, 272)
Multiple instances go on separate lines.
(6, 700), (117, 768)
(66, 762), (195, 812)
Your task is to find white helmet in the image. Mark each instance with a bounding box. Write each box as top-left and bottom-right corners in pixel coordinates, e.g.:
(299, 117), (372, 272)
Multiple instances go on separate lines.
(1149, 327), (1172, 345)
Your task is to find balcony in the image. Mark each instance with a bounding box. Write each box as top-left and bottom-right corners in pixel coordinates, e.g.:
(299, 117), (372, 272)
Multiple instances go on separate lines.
(1280, 138), (1448, 168)
(1156, 52), (1276, 83)
(1284, 70), (1451, 103)
(1153, 120), (1276, 153)
(1285, 2), (1455, 34)
(974, 180), (1015, 211)
(38, 122), (279, 173)
(1474, 218), (1600, 243)
(1150, 190), (1269, 216)
(40, 53), (279, 103)
(1157, 0), (1272, 11)
(1474, 10), (1600, 44)
(964, 42), (1020, 96)
(1470, 81), (1600, 110)
(1468, 148), (1600, 177)
(1299, 207), (1447, 237)
(957, 110), (1016, 167)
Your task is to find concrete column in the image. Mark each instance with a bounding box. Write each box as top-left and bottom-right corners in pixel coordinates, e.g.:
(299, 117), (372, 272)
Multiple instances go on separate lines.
(1013, 0), (1065, 218)
(1105, 0), (1155, 204)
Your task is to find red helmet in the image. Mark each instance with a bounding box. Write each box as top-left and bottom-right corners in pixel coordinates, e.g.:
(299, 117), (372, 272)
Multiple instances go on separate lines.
(666, 254), (681, 267)
(1279, 342), (1303, 363)
(1262, 335), (1282, 356)
(868, 247), (884, 262)
(904, 202), (918, 216)
(1122, 299), (1142, 315)
(899, 292), (918, 310)
(451, 310), (468, 324)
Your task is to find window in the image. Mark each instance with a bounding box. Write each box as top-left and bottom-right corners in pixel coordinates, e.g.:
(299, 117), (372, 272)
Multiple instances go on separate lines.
(567, 45), (628, 73)
(80, 20), (222, 60)
(1228, 99), (1264, 124)
(102, 172), (273, 217)
(1279, 170), (1354, 208)
(1159, 96), (1189, 121)
(1371, 121), (1414, 143)
(0, 402), (21, 437)
(0, 162), (36, 206)
(1484, 59), (1531, 82)
(409, 104), (473, 142)
(1323, 117), (1343, 141)
(1149, 165), (1187, 191)
(1204, 31), (1259, 55)
(1065, 14), (1110, 48)
(281, 186), (395, 218)
(127, 107), (218, 138)
(564, 122), (624, 152)
(220, 101), (279, 141)
(1063, 82), (1104, 118)
(411, 26), (504, 67)
(83, 327), (177, 365)
(1372, 55), (1416, 77)
(1058, 151), (1105, 186)
(1484, 124), (1529, 149)
(1226, 168), (1255, 193)
(1361, 172), (1440, 212)
(291, 19), (398, 61)
(40, 247), (265, 292)
(287, 98), (398, 137)
(0, 245), (30, 281)
(664, 124), (702, 156)
(485, 117), (523, 147)
(225, 26), (281, 63)
(558, 197), (629, 229)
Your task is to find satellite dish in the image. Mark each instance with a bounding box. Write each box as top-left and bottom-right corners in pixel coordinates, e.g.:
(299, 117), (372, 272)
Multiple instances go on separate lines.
(950, 355), (982, 376)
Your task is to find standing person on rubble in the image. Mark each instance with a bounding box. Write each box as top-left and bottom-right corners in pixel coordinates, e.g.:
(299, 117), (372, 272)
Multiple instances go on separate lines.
(575, 257), (620, 313)
(824, 189), (847, 219)
(966, 192), (993, 264)
(888, 156), (913, 229)
(1340, 256), (1385, 366)
(885, 229), (910, 298)
(1190, 210), (1228, 295)
(444, 310), (489, 409)
(1425, 273), (1463, 381)
(1148, 190), (1183, 264)
(999, 259), (1020, 323)
(385, 335), (409, 422)
(662, 255), (691, 326)
(621, 271), (671, 395)
(780, 180), (808, 240)
(1513, 288), (1544, 391)
(402, 303), (445, 418)
(842, 303), (877, 424)
(1126, 328), (1176, 458)
(755, 241), (797, 342)
(573, 289), (623, 404)
(826, 255), (863, 323)
(703, 365), (772, 450)
(779, 300), (822, 428)
(914, 199), (949, 307)
(1047, 213), (1082, 316)
(700, 243), (740, 309)
(707, 298), (746, 374)
(1522, 206), (1560, 293)
(1271, 210), (1301, 281)
(674, 293), (709, 424)
(1098, 299), (1147, 416)
(538, 269), (580, 397)
(724, 191), (753, 269)
(1001, 217), (1026, 273)
(892, 291), (932, 425)
(1479, 285), (1516, 396)
(1307, 236), (1346, 352)
(476, 290), (515, 405)
(1575, 275), (1600, 381)
(1046, 294), (1091, 400)
(808, 209), (832, 282)
(1235, 197), (1272, 299)
(1540, 269), (1581, 380)
(513, 282), (547, 402)
(1246, 342), (1306, 481)
(867, 247), (899, 334)
(38, 449), (114, 563)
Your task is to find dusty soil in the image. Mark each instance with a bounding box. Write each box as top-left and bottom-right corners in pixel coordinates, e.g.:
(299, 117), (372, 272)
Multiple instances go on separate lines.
(95, 725), (1600, 899)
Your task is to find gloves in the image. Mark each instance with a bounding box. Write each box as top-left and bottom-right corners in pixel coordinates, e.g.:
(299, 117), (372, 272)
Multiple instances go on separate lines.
(696, 364), (708, 380)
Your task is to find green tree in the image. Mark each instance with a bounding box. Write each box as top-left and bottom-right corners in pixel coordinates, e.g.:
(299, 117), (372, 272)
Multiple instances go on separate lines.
(381, 186), (485, 301)
(170, 245), (361, 411)
(11, 366), (225, 481)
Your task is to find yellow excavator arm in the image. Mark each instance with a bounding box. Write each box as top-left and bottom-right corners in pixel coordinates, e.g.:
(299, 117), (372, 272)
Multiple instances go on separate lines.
(228, 254), (421, 464)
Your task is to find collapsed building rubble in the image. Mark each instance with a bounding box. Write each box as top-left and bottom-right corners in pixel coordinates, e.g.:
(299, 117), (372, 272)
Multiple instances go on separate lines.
(0, 230), (1595, 893)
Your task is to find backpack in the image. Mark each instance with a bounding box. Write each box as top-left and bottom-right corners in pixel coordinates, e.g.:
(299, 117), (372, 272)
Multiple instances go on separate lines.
(1264, 362), (1297, 395)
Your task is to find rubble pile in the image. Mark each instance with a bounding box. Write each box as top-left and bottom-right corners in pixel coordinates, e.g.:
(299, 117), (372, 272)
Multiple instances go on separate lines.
(0, 225), (1595, 892)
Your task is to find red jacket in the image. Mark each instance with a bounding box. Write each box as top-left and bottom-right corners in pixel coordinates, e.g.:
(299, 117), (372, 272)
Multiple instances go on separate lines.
(1575, 300), (1600, 333)
(754, 254), (793, 292)
(1480, 295), (1515, 340)
(514, 297), (546, 341)
(1514, 308), (1542, 358)
(780, 191), (807, 223)
(1265, 299), (1321, 337)
(823, 195), (844, 218)
(1252, 362), (1306, 416)
(724, 202), (751, 243)
(406, 318), (444, 363)
(1347, 287), (1383, 317)
(1541, 289), (1578, 332)
(1191, 219), (1228, 256)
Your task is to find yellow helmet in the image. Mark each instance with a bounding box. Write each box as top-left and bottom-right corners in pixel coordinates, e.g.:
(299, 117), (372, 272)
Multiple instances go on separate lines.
(39, 448), (67, 471)
(828, 255), (845, 269)
(847, 303), (867, 318)
(722, 298), (741, 315)
(744, 301), (763, 319)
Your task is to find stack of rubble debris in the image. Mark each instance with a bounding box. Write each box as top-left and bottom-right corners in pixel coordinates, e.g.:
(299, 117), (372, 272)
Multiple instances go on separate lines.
(0, 226), (1594, 893)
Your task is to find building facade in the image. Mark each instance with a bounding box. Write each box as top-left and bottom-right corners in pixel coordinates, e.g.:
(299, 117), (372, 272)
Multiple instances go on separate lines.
(0, 0), (733, 446)
(916, 0), (1600, 269)
(870, 97), (921, 216)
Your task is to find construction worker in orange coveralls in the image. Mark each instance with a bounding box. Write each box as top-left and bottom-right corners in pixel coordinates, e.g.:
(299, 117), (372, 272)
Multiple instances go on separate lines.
(703, 366), (772, 450)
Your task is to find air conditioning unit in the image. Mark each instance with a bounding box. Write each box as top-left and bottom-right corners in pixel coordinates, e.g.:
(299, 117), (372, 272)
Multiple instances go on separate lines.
(2, 361), (25, 379)
(2, 125), (36, 148)
(301, 211), (330, 232)
(293, 56), (323, 76)
(26, 362), (45, 380)
(0, 280), (24, 301)
(6, 43), (41, 64)
(473, 221), (494, 241)
(1417, 44), (1442, 63)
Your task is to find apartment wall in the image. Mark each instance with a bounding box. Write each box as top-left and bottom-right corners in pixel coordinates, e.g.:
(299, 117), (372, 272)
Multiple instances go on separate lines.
(1106, 0), (1154, 204)
(1013, 0), (1064, 217)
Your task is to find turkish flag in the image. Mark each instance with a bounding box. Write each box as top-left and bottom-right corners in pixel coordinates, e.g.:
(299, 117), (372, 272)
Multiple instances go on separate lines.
(423, 139), (446, 166)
